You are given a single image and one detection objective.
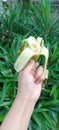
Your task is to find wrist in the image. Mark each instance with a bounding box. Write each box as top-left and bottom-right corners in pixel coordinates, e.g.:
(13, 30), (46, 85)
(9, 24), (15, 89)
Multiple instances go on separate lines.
(16, 90), (37, 105)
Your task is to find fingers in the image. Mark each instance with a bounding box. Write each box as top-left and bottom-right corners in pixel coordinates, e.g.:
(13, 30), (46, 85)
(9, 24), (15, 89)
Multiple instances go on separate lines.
(31, 62), (39, 75)
(34, 66), (43, 80)
(24, 60), (35, 72)
(23, 59), (46, 84)
(34, 66), (46, 84)
(24, 59), (39, 73)
(32, 62), (39, 71)
(35, 72), (46, 84)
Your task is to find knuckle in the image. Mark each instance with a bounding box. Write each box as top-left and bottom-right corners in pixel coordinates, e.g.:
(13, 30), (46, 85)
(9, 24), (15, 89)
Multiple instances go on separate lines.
(39, 66), (44, 71)
(38, 67), (43, 75)
(41, 74), (45, 81)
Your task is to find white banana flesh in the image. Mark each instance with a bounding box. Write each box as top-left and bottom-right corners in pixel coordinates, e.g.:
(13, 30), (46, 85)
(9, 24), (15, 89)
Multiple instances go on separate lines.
(14, 36), (49, 79)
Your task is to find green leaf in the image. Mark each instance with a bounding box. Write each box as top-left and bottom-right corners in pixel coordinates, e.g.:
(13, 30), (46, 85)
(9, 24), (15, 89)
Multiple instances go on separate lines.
(50, 84), (58, 96)
(42, 111), (56, 129)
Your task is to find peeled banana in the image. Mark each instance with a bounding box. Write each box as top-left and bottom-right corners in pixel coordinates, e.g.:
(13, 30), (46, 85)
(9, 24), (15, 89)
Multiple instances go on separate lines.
(14, 36), (49, 79)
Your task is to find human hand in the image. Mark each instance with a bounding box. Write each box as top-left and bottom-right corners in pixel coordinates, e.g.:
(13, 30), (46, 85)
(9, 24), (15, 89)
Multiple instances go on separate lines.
(17, 60), (46, 102)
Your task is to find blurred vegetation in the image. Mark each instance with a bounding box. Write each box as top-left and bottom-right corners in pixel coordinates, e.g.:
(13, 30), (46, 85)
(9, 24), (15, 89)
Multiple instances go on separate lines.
(0, 0), (59, 129)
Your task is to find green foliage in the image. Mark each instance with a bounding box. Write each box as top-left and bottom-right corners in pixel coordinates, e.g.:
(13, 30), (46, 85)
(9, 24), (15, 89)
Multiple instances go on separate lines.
(0, 0), (59, 129)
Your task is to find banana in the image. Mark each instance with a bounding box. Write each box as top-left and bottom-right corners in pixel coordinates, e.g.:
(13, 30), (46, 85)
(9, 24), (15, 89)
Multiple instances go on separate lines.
(14, 36), (49, 79)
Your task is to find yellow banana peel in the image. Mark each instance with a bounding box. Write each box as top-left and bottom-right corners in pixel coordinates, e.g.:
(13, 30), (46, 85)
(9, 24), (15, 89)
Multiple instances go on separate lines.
(14, 36), (49, 79)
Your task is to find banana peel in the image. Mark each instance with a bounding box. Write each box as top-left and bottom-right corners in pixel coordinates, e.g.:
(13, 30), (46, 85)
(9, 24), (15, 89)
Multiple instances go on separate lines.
(14, 36), (49, 79)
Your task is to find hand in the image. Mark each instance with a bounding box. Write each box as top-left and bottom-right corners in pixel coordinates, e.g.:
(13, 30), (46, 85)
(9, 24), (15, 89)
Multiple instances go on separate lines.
(18, 60), (46, 102)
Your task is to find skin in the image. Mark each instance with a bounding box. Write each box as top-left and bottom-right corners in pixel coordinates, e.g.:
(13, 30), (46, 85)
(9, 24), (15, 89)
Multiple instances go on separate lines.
(0, 60), (46, 130)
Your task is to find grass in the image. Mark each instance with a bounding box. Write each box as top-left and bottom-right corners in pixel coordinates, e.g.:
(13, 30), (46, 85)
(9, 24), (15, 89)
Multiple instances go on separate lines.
(0, 0), (59, 129)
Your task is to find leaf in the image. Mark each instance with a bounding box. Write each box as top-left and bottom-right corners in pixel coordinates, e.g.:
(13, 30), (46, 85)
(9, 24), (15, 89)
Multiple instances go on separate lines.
(0, 101), (11, 107)
(50, 84), (58, 96)
(42, 111), (56, 129)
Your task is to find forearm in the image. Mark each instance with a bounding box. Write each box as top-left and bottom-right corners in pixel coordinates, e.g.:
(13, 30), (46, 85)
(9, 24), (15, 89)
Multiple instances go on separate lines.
(15, 93), (35, 130)
(19, 97), (35, 130)
(0, 92), (35, 130)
